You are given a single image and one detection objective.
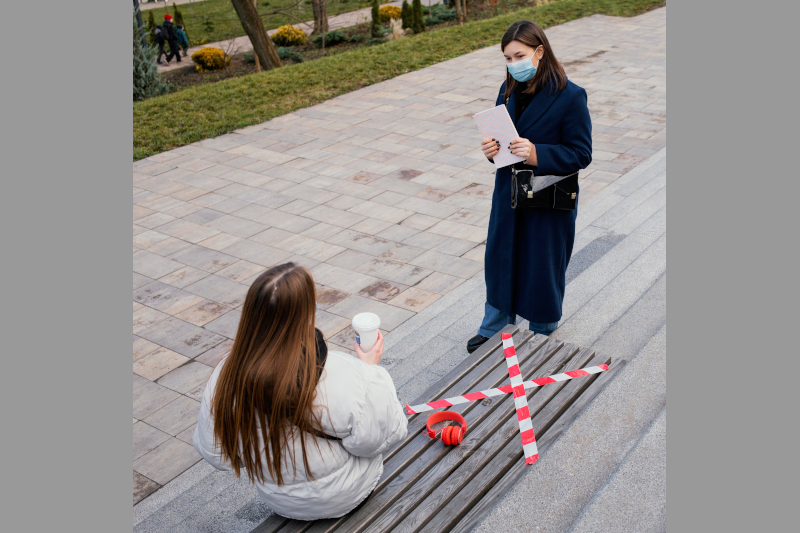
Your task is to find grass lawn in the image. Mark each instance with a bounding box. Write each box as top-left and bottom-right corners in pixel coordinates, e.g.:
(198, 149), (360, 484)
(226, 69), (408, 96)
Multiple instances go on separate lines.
(141, 0), (384, 44)
(134, 0), (665, 160)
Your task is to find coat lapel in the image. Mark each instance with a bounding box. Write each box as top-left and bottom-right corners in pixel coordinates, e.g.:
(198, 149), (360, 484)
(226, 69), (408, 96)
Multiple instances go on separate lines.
(517, 78), (564, 137)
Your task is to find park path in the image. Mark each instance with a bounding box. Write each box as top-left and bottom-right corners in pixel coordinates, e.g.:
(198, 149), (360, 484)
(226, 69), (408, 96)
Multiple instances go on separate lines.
(154, 0), (443, 73)
(141, 0), (204, 11)
(133, 7), (666, 528)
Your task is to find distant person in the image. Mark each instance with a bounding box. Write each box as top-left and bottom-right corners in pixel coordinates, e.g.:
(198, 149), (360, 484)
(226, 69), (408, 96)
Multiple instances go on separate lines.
(175, 24), (190, 57)
(162, 14), (182, 64)
(154, 23), (170, 66)
(467, 20), (592, 354)
(193, 263), (408, 519)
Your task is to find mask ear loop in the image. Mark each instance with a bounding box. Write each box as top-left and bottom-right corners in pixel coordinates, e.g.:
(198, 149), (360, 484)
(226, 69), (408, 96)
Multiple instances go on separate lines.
(533, 45), (542, 69)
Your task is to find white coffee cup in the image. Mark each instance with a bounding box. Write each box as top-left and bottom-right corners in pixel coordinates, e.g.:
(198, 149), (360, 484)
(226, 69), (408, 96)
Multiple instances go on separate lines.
(352, 312), (381, 353)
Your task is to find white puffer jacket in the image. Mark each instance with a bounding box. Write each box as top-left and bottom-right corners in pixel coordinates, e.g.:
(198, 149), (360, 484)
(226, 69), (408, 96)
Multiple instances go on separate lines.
(193, 350), (408, 520)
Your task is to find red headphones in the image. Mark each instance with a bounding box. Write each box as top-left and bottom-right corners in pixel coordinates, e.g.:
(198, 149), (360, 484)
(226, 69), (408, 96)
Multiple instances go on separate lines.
(425, 411), (467, 446)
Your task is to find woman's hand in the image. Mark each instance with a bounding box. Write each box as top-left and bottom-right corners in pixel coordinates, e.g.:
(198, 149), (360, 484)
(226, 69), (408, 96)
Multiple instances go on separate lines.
(481, 137), (501, 160)
(354, 331), (384, 365)
(509, 137), (538, 166)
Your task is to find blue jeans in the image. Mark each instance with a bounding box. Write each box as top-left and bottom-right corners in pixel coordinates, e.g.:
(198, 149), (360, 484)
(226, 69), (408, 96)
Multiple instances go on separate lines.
(478, 301), (558, 338)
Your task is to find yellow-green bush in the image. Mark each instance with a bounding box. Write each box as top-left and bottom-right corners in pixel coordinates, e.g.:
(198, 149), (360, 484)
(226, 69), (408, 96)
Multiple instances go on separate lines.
(271, 25), (308, 47)
(191, 47), (230, 72)
(379, 5), (403, 23)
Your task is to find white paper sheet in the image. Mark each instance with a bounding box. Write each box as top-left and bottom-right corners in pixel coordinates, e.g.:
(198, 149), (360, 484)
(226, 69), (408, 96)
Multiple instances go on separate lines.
(472, 105), (526, 169)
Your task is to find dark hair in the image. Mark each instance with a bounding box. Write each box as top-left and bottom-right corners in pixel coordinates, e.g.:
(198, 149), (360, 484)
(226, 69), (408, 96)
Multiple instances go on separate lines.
(501, 20), (567, 101)
(211, 262), (325, 487)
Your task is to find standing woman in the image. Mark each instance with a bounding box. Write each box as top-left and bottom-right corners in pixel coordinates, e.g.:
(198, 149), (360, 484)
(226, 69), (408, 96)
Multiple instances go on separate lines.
(193, 263), (408, 520)
(467, 20), (592, 353)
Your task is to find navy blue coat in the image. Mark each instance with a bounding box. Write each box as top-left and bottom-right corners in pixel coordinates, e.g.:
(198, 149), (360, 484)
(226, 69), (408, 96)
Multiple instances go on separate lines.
(484, 77), (592, 323)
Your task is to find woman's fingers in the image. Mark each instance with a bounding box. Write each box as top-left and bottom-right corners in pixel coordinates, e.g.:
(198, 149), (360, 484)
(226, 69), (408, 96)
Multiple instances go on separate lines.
(482, 138), (500, 150)
(482, 138), (501, 159)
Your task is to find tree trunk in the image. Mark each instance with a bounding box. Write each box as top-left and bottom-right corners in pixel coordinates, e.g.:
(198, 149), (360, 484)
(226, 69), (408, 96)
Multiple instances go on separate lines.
(253, 0), (261, 72)
(230, 0), (282, 70)
(454, 0), (463, 25)
(312, 0), (329, 36)
(462, 0), (467, 20)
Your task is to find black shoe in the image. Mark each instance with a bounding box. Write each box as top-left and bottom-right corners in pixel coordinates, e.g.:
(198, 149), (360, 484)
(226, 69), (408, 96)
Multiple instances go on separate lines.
(467, 334), (489, 354)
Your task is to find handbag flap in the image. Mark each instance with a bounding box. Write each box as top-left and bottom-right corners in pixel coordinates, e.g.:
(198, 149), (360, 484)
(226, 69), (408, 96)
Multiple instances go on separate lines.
(529, 171), (578, 193)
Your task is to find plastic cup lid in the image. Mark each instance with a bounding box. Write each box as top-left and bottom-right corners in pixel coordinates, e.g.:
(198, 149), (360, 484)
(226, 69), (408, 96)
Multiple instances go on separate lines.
(352, 312), (380, 330)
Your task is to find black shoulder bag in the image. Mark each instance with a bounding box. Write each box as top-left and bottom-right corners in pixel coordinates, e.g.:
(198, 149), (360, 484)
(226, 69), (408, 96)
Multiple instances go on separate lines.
(503, 95), (579, 211)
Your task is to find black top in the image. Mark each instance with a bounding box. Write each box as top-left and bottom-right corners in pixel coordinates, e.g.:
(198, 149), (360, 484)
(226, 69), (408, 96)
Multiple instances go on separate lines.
(315, 327), (327, 379)
(163, 20), (177, 41)
(515, 83), (535, 124)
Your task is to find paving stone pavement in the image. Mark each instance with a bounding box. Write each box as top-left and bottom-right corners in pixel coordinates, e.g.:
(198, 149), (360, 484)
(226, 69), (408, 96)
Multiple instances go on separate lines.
(132, 5), (666, 514)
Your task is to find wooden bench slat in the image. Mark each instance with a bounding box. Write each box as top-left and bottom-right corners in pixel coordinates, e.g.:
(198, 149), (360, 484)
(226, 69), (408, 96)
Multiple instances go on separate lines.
(390, 344), (590, 533)
(250, 515), (292, 533)
(418, 351), (611, 533)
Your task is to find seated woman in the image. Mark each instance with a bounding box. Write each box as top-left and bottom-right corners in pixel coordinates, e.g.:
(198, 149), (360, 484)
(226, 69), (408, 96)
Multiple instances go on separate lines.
(193, 263), (408, 520)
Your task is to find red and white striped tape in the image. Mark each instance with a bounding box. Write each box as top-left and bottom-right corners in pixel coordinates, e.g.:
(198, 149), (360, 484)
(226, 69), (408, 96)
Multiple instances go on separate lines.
(404, 363), (609, 415)
(501, 333), (539, 465)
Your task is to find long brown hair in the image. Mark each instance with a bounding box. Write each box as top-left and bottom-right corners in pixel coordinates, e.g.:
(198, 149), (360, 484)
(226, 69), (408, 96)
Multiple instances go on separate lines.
(211, 262), (324, 486)
(502, 20), (567, 101)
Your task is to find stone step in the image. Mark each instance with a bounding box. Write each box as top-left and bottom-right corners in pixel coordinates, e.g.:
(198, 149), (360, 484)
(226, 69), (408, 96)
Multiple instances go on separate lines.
(567, 406), (667, 533)
(575, 148), (666, 234)
(134, 463), (264, 533)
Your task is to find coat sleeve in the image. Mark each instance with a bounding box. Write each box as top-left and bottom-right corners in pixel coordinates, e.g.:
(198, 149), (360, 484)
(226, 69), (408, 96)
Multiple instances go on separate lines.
(192, 378), (233, 472)
(534, 88), (593, 176)
(340, 365), (409, 458)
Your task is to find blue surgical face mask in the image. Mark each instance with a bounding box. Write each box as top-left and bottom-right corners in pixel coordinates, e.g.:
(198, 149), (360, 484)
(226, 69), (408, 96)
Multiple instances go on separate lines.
(506, 48), (541, 82)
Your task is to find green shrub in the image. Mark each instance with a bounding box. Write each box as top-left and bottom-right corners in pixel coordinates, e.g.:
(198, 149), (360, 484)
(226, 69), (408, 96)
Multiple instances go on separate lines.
(411, 0), (425, 33)
(368, 37), (386, 45)
(147, 11), (156, 45)
(277, 47), (305, 63)
(349, 34), (364, 43)
(423, 4), (457, 19)
(371, 0), (381, 39)
(312, 30), (349, 47)
(401, 0), (413, 30)
(133, 10), (170, 101)
(271, 25), (307, 46)
(172, 3), (188, 42)
(246, 48), (303, 64)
